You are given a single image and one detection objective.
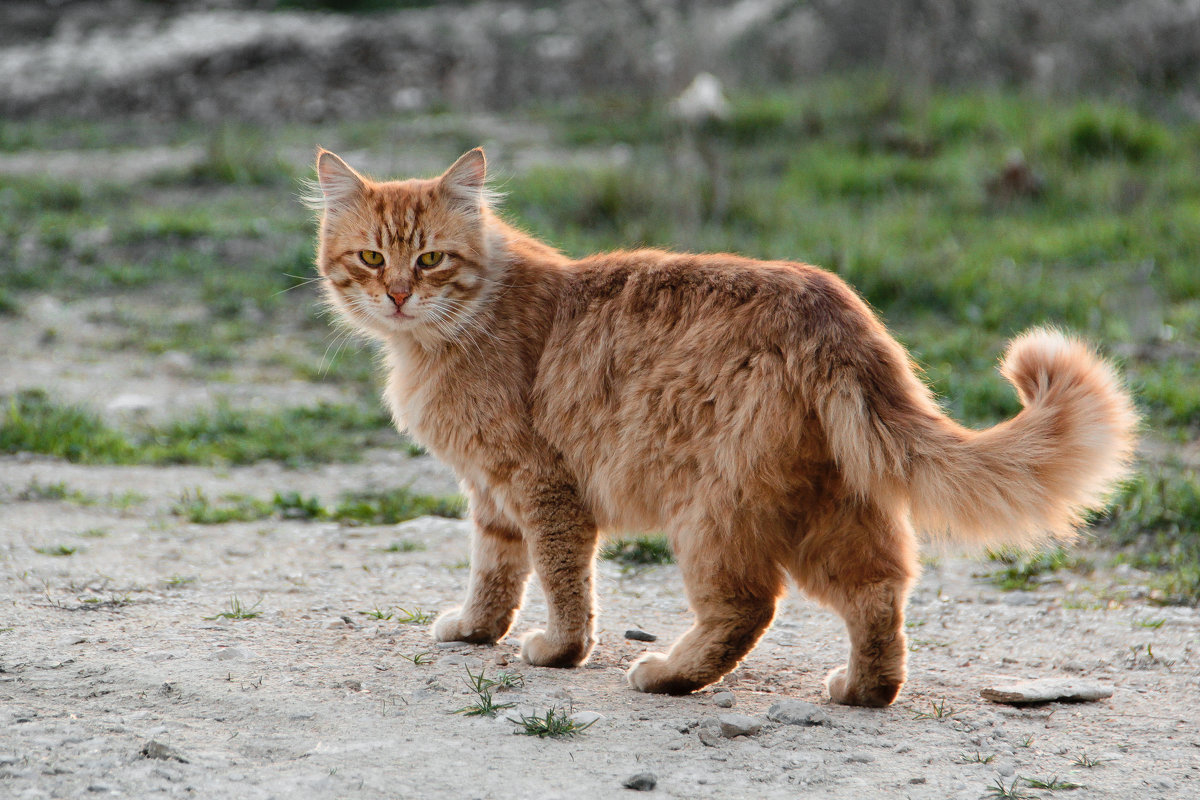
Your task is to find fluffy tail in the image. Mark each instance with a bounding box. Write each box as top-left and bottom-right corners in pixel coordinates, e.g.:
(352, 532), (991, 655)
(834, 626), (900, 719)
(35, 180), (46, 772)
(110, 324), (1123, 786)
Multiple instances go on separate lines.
(822, 328), (1139, 546)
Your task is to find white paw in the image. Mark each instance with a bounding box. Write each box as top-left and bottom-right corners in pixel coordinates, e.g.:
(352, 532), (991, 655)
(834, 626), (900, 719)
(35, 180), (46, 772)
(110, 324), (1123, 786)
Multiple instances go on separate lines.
(626, 653), (669, 693)
(431, 608), (468, 642)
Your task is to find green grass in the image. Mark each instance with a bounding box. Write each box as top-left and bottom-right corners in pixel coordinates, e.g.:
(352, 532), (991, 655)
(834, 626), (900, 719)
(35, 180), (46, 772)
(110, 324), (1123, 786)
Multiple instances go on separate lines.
(513, 708), (595, 738)
(983, 546), (1089, 592)
(206, 595), (262, 620)
(600, 535), (674, 566)
(2, 76), (1200, 600)
(1, 391), (396, 468)
(175, 487), (464, 525)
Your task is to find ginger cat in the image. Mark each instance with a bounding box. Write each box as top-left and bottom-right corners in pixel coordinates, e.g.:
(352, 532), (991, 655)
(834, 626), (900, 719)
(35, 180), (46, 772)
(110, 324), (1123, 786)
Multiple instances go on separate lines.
(311, 147), (1137, 706)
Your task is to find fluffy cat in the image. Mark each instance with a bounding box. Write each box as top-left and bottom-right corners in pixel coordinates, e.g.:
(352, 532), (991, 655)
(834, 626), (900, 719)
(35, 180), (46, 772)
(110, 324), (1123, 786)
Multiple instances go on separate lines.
(310, 147), (1137, 706)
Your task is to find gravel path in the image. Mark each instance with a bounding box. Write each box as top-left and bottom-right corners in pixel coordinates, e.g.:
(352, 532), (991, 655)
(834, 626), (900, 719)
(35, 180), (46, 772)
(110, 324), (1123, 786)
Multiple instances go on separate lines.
(2, 455), (1197, 799)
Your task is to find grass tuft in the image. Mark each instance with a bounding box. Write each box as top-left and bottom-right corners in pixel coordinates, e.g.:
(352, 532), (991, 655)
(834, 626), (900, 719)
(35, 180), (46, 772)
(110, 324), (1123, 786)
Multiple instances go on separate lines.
(206, 595), (262, 620)
(513, 707), (595, 738)
(600, 535), (673, 566)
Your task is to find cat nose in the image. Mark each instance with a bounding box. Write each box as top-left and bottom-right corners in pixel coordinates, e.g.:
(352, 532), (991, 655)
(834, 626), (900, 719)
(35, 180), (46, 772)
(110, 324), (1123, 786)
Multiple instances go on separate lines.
(388, 290), (410, 310)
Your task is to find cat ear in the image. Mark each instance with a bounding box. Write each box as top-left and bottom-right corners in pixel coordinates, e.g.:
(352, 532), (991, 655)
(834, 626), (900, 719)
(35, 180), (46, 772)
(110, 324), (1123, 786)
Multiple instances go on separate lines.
(439, 148), (488, 213)
(313, 149), (365, 210)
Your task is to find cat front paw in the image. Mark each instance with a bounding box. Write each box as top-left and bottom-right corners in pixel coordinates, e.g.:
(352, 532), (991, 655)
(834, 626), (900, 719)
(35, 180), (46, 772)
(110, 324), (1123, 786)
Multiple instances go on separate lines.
(519, 629), (592, 668)
(626, 653), (705, 695)
(824, 665), (902, 707)
(431, 608), (499, 644)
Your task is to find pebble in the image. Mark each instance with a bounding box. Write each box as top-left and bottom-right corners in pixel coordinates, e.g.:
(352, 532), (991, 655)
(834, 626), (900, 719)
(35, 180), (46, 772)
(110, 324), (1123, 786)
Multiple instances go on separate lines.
(140, 740), (188, 763)
(717, 713), (762, 738)
(980, 678), (1113, 705)
(995, 760), (1015, 777)
(435, 641), (469, 650)
(766, 700), (830, 727)
(697, 728), (721, 747)
(845, 753), (874, 763)
(214, 646), (254, 661)
(712, 692), (734, 708)
(622, 772), (657, 791)
(624, 629), (657, 642)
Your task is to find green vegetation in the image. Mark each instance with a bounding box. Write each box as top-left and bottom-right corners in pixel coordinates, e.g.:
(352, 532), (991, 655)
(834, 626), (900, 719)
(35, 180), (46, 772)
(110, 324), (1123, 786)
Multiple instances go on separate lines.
(206, 595), (263, 620)
(2, 76), (1199, 599)
(2, 390), (395, 468)
(173, 487), (464, 525)
(456, 666), (518, 718)
(601, 535), (674, 566)
(513, 708), (595, 738)
(983, 546), (1090, 592)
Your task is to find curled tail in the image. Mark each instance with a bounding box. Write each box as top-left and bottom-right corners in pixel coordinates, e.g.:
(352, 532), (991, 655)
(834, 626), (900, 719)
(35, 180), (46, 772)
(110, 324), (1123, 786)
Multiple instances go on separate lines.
(822, 328), (1138, 546)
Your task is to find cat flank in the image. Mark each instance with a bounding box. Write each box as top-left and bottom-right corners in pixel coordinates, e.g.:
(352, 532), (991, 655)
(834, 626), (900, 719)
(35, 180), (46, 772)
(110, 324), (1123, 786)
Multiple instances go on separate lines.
(311, 147), (1137, 707)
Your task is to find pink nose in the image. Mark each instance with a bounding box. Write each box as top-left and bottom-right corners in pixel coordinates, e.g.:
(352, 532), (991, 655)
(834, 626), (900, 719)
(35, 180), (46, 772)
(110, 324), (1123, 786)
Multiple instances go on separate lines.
(388, 290), (410, 310)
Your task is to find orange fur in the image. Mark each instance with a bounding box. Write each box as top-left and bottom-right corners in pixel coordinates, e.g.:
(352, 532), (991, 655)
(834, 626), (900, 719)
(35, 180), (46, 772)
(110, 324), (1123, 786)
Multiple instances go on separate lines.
(311, 148), (1138, 706)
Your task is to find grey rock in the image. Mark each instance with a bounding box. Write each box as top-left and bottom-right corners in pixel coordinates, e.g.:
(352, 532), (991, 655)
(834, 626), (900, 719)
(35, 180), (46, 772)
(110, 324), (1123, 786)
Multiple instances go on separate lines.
(995, 760), (1015, 777)
(697, 728), (721, 747)
(214, 646), (254, 661)
(624, 629), (657, 642)
(767, 700), (830, 726)
(712, 691), (734, 708)
(717, 713), (762, 738)
(141, 740), (188, 763)
(845, 753), (874, 763)
(980, 678), (1113, 705)
(622, 772), (657, 791)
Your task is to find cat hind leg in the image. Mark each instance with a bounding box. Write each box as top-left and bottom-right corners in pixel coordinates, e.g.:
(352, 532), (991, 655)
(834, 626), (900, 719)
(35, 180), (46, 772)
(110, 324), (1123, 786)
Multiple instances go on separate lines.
(627, 520), (785, 694)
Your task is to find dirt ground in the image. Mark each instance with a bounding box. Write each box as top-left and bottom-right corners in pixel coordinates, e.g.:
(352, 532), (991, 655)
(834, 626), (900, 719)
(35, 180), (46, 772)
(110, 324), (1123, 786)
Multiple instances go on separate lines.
(1, 446), (1198, 799)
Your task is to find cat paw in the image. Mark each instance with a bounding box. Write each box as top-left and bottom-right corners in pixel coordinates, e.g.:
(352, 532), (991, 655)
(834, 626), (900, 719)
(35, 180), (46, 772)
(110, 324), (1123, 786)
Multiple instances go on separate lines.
(627, 653), (705, 695)
(825, 666), (902, 707)
(519, 629), (592, 668)
(431, 608), (498, 644)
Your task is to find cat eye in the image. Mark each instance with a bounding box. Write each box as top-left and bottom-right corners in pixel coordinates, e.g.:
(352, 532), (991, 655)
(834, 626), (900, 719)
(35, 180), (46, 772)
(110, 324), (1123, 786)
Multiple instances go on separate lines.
(416, 251), (445, 268)
(359, 250), (384, 267)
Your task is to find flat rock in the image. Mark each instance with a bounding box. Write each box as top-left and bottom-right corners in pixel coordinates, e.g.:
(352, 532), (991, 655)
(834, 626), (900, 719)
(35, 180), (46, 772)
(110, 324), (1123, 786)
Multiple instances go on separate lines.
(980, 678), (1113, 705)
(624, 629), (657, 642)
(717, 713), (762, 738)
(622, 772), (657, 791)
(767, 700), (830, 726)
(712, 691), (734, 708)
(140, 740), (188, 763)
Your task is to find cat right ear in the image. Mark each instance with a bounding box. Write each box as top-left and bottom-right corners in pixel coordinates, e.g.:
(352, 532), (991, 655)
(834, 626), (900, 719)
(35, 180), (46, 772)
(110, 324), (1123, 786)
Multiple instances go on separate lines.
(312, 149), (365, 210)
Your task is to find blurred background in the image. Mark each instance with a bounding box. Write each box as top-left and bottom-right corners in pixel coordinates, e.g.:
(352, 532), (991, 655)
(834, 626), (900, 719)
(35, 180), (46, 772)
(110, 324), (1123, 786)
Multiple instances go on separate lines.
(1, 0), (1198, 601)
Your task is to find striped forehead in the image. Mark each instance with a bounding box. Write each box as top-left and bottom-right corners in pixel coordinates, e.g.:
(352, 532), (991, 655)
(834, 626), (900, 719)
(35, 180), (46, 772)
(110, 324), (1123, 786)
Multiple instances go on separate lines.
(366, 182), (435, 251)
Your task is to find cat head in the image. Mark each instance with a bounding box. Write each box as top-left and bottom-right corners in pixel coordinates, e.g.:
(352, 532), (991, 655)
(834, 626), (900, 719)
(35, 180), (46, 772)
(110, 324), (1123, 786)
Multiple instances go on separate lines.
(310, 148), (500, 343)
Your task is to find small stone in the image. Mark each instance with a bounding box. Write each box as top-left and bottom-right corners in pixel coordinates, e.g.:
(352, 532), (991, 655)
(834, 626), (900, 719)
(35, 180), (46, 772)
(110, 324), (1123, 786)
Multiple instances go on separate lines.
(845, 753), (874, 763)
(980, 679), (1113, 705)
(625, 629), (657, 642)
(767, 700), (830, 726)
(342, 679), (362, 692)
(214, 646), (253, 661)
(697, 728), (721, 747)
(712, 692), (734, 708)
(622, 772), (657, 791)
(140, 740), (188, 763)
(995, 761), (1016, 777)
(909, 777), (926, 785)
(435, 641), (469, 650)
(717, 713), (762, 738)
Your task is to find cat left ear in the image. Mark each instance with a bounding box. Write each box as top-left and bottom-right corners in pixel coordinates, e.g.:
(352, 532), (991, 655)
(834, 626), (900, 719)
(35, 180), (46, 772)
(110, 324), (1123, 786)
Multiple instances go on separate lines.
(439, 148), (487, 213)
(314, 148), (365, 210)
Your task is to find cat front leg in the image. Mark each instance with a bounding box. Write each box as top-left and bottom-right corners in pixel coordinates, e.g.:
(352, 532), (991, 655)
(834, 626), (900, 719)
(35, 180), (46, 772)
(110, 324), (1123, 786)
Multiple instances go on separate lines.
(432, 512), (530, 645)
(516, 482), (599, 668)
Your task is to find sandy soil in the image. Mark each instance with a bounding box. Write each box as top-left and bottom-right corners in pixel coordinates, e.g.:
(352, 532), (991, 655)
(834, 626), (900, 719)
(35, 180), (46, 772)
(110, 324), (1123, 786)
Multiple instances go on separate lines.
(1, 449), (1198, 800)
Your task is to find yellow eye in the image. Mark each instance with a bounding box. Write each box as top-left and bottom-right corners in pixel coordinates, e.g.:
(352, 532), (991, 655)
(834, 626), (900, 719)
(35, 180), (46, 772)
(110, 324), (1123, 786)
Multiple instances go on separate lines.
(417, 251), (444, 268)
(359, 250), (383, 267)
